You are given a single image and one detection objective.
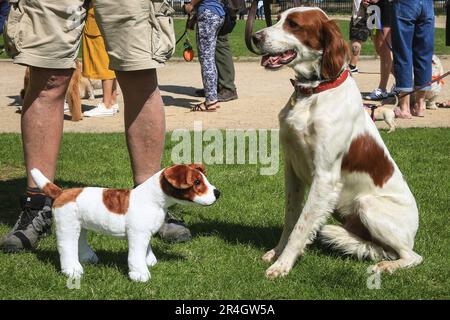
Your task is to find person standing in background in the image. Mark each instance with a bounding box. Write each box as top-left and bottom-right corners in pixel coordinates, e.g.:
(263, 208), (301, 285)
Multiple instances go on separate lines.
(364, 0), (393, 101)
(391, 0), (435, 118)
(82, 2), (119, 117)
(348, 0), (370, 74)
(196, 0), (239, 102)
(0, 0), (10, 36)
(185, 0), (225, 111)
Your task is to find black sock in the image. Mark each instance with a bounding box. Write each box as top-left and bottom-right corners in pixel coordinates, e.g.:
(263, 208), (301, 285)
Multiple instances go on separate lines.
(26, 186), (44, 195)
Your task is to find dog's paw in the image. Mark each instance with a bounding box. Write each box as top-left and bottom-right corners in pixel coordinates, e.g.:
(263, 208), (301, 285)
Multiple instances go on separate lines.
(129, 270), (151, 282)
(371, 261), (397, 274)
(265, 261), (291, 280)
(79, 251), (99, 264)
(262, 249), (278, 263)
(62, 263), (84, 279)
(146, 253), (157, 267)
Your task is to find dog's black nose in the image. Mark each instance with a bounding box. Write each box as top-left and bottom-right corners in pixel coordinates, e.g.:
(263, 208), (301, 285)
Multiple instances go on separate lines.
(213, 189), (220, 199)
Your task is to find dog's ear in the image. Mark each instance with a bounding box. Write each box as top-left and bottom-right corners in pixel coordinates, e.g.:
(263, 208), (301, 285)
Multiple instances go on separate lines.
(188, 163), (207, 176)
(320, 19), (349, 79)
(162, 165), (194, 189)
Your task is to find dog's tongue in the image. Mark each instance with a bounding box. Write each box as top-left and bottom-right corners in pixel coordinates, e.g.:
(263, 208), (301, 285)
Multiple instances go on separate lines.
(261, 50), (296, 69)
(261, 54), (283, 69)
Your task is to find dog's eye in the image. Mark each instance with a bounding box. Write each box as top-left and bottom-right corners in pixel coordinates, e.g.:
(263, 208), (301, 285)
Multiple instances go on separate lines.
(194, 179), (201, 186)
(287, 19), (299, 29)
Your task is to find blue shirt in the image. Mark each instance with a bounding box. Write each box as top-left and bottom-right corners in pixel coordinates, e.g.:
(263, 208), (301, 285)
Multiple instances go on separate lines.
(197, 0), (225, 17)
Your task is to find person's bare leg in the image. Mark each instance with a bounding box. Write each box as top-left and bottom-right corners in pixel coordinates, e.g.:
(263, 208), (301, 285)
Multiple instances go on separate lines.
(396, 94), (412, 119)
(101, 79), (114, 108)
(111, 79), (118, 105)
(374, 28), (392, 91)
(22, 67), (72, 187)
(349, 40), (362, 69)
(411, 90), (426, 117)
(115, 69), (165, 185)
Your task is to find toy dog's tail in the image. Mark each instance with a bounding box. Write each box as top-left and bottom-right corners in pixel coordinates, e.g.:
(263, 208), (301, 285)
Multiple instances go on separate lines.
(30, 168), (63, 199)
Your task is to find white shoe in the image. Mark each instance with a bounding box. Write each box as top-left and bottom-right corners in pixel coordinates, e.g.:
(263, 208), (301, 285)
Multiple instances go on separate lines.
(83, 103), (115, 117)
(111, 103), (119, 113)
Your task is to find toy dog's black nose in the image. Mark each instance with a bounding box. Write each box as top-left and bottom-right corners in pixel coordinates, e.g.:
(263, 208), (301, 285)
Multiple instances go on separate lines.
(213, 189), (220, 199)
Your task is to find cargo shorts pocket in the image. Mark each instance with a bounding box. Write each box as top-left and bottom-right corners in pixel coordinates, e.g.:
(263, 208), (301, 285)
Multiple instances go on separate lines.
(3, 0), (30, 58)
(149, 0), (176, 63)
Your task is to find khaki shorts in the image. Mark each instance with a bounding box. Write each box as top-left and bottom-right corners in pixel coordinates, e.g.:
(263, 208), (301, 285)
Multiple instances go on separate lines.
(4, 0), (164, 70)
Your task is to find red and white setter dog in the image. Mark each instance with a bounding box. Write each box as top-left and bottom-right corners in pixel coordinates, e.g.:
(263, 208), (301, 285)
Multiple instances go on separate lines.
(253, 7), (422, 279)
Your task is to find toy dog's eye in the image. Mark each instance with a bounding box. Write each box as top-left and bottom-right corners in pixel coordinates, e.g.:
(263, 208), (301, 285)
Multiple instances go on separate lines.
(194, 179), (201, 186)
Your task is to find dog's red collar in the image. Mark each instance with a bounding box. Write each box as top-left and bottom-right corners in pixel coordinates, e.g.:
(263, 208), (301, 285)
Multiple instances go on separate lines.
(290, 70), (350, 95)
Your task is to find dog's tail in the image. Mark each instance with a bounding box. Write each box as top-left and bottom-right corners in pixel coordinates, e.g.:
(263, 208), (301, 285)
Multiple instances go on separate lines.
(320, 225), (396, 261)
(30, 168), (63, 199)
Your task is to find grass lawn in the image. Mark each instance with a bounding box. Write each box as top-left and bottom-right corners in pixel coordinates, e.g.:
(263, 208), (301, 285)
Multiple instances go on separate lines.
(0, 128), (449, 299)
(1, 19), (449, 60)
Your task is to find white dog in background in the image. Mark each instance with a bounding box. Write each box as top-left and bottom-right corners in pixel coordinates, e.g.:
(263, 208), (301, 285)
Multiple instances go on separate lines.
(253, 7), (422, 279)
(410, 55), (445, 110)
(31, 164), (220, 282)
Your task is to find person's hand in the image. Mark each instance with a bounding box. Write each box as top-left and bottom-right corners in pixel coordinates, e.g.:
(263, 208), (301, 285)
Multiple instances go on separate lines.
(362, 0), (377, 7)
(184, 3), (194, 14)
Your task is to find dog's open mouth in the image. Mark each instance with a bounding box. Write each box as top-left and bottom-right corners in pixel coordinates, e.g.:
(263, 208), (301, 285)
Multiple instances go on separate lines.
(261, 50), (297, 69)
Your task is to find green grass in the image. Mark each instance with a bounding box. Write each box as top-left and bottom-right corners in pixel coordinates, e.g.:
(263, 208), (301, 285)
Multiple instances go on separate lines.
(1, 19), (449, 60)
(0, 128), (449, 299)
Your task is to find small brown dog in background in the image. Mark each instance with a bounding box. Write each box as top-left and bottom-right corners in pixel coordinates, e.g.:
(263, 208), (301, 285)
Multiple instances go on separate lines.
(20, 60), (95, 121)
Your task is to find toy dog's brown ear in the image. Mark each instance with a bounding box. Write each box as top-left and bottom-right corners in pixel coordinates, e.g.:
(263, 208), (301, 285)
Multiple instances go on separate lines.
(162, 165), (194, 189)
(188, 163), (206, 176)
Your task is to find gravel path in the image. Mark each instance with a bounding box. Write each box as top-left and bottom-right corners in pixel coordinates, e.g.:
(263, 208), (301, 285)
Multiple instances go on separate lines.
(1, 58), (449, 133)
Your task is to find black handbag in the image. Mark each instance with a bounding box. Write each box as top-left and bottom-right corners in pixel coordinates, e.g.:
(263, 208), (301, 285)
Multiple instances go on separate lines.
(218, 3), (237, 36)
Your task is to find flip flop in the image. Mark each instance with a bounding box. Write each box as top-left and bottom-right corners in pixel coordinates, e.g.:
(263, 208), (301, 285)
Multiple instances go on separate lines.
(393, 107), (412, 119)
(437, 101), (450, 108)
(190, 101), (219, 112)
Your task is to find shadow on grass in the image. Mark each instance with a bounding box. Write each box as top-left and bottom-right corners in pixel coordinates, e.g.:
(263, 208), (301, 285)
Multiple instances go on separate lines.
(189, 219), (281, 250)
(0, 177), (88, 228)
(34, 246), (185, 276)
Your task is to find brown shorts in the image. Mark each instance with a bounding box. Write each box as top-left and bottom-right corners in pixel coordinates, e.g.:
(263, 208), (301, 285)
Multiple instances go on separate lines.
(4, 0), (164, 70)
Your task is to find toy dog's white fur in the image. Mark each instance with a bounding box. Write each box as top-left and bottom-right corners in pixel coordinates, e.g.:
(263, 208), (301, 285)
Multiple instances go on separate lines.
(254, 7), (422, 279)
(31, 164), (219, 282)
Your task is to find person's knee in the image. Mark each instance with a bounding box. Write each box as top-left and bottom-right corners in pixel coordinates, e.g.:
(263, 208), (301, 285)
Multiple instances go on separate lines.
(29, 67), (73, 95)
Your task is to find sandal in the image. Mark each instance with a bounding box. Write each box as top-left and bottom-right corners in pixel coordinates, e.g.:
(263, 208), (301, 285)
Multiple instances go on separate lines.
(410, 104), (425, 117)
(436, 101), (450, 108)
(190, 101), (219, 112)
(393, 107), (412, 119)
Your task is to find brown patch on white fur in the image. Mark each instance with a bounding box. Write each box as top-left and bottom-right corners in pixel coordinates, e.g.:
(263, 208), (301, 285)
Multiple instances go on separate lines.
(53, 188), (84, 208)
(341, 134), (394, 187)
(160, 164), (208, 202)
(67, 60), (82, 121)
(42, 182), (63, 199)
(102, 189), (131, 215)
(283, 10), (349, 79)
